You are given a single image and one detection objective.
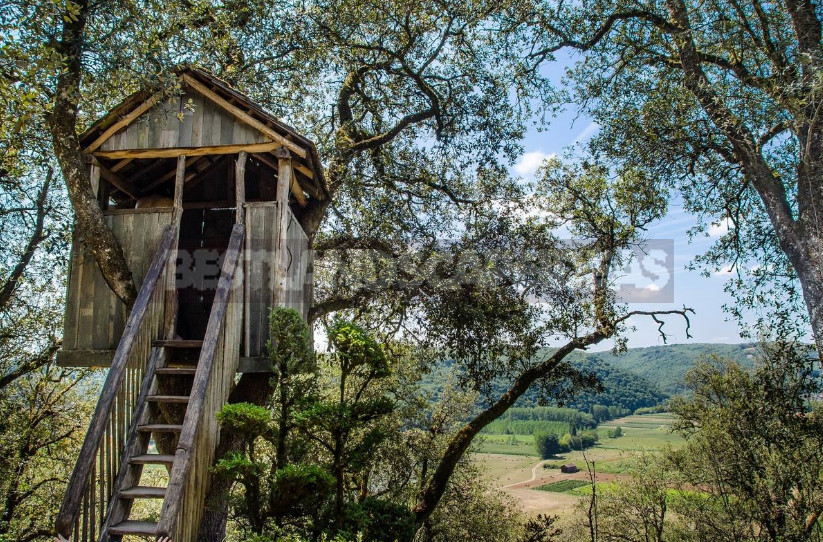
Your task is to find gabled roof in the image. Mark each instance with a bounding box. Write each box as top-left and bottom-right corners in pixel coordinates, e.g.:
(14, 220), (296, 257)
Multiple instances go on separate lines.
(80, 67), (326, 203)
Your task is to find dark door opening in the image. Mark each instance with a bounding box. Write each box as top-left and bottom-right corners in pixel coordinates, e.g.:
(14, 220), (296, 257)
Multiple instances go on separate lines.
(175, 208), (234, 339)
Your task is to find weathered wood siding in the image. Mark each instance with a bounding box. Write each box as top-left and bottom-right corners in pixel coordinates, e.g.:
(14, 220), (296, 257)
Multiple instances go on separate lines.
(100, 90), (268, 151)
(243, 202), (310, 358)
(61, 209), (174, 357)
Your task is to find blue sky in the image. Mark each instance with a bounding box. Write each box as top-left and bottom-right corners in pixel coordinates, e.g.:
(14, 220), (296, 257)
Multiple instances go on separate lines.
(511, 96), (749, 350)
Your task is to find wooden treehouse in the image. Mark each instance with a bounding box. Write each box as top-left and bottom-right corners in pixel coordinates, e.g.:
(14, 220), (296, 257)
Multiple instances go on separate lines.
(54, 68), (325, 542)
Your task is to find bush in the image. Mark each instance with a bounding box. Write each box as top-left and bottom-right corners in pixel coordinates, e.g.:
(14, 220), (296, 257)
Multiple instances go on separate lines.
(535, 432), (562, 458)
(270, 464), (335, 517)
(607, 426), (623, 438)
(579, 430), (599, 449)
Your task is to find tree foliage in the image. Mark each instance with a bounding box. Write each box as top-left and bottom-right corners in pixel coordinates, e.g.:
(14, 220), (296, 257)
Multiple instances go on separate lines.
(521, 0), (823, 351)
(574, 346), (823, 542)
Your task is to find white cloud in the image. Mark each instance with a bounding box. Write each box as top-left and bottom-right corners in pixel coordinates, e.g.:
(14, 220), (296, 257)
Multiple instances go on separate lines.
(513, 150), (554, 176)
(708, 218), (734, 237)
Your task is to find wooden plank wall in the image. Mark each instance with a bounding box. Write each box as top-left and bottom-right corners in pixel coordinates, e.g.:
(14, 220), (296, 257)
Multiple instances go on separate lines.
(62, 209), (174, 355)
(243, 202), (310, 358)
(100, 91), (267, 151)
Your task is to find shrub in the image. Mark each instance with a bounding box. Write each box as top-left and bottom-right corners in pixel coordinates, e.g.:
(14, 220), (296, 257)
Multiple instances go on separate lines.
(607, 426), (623, 438)
(569, 435), (583, 450)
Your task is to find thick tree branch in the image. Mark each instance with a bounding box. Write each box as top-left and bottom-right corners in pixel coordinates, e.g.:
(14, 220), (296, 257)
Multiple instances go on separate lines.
(532, 10), (679, 58)
(665, 0), (800, 259)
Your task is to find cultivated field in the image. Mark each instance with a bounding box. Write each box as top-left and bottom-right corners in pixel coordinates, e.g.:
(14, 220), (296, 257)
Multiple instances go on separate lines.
(474, 414), (684, 516)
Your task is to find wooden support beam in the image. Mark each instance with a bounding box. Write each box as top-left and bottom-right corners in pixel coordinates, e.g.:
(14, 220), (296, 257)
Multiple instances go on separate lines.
(173, 155), (185, 218)
(111, 158), (134, 173)
(179, 74), (307, 158)
(95, 160), (140, 200)
(90, 163), (101, 197)
(290, 167), (307, 207)
(235, 151), (247, 224)
(165, 156), (185, 335)
(93, 140), (285, 160)
(293, 162), (314, 180)
(84, 92), (164, 153)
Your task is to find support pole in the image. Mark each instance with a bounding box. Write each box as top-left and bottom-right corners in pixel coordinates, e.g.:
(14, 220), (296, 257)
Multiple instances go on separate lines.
(273, 147), (292, 309)
(235, 151), (247, 225)
(165, 155), (186, 336)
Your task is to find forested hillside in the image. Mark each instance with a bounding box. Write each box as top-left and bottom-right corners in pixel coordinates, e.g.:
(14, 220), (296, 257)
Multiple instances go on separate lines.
(582, 343), (756, 395)
(431, 343), (757, 416)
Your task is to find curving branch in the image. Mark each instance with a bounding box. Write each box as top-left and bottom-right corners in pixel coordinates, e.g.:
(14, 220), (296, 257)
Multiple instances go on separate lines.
(0, 169), (52, 313)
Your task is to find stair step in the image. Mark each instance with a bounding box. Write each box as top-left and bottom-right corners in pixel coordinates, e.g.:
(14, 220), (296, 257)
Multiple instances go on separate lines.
(130, 454), (175, 465)
(156, 367), (197, 375)
(153, 339), (203, 348)
(148, 395), (190, 404)
(138, 424), (183, 433)
(120, 486), (167, 499)
(108, 520), (158, 536)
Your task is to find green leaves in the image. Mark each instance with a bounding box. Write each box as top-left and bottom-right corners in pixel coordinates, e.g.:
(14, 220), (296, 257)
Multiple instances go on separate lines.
(327, 319), (389, 378)
(216, 402), (272, 438)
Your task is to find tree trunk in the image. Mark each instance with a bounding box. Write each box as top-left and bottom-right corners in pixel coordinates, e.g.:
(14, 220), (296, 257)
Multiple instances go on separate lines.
(49, 0), (137, 309)
(782, 238), (823, 356)
(275, 369), (289, 471)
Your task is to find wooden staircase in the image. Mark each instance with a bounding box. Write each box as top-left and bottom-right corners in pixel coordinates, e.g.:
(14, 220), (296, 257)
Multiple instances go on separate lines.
(55, 224), (245, 542)
(100, 339), (201, 539)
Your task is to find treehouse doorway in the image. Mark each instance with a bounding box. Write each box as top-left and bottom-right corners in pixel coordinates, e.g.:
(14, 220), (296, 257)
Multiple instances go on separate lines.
(175, 207), (235, 339)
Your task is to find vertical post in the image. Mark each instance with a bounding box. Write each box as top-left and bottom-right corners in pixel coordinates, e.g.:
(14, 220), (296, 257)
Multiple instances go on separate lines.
(273, 147), (292, 309)
(165, 155), (186, 336)
(235, 151), (247, 224)
(235, 151), (247, 355)
(173, 155), (186, 222)
(90, 162), (101, 197)
(90, 160), (111, 209)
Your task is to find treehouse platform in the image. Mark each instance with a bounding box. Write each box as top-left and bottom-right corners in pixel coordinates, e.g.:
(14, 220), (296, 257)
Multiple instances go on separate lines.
(54, 68), (325, 542)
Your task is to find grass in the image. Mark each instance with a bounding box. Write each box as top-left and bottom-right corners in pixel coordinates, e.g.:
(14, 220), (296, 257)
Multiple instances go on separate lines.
(568, 481), (619, 497)
(476, 433), (540, 456)
(535, 479), (591, 493)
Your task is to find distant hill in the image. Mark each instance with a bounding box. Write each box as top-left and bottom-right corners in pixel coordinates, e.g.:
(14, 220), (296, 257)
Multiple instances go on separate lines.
(577, 343), (757, 395)
(512, 354), (670, 413)
(424, 343), (760, 415)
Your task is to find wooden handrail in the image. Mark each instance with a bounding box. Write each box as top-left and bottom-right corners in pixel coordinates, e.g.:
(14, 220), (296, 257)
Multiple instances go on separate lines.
(157, 223), (245, 539)
(55, 224), (177, 538)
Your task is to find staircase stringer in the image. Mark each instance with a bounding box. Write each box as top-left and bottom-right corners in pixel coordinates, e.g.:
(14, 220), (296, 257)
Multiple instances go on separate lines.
(98, 346), (166, 541)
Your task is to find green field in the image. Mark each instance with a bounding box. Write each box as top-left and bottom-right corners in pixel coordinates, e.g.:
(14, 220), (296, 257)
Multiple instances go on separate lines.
(535, 480), (590, 493)
(476, 414), (684, 471)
